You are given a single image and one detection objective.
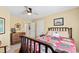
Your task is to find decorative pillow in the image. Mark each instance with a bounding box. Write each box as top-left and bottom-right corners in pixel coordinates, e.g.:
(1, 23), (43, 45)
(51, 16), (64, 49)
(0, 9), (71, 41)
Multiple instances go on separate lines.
(51, 31), (62, 41)
(59, 31), (69, 38)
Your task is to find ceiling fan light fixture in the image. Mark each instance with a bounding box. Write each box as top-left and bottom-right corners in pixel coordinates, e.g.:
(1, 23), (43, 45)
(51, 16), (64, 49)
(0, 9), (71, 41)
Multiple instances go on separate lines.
(27, 12), (32, 15)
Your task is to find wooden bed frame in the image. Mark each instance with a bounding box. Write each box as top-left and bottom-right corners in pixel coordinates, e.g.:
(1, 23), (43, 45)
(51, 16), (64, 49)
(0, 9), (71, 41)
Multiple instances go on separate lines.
(19, 27), (72, 53)
(48, 27), (72, 38)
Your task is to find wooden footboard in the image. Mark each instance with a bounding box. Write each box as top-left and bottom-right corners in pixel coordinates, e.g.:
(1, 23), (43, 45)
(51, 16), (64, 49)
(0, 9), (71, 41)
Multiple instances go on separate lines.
(19, 36), (57, 53)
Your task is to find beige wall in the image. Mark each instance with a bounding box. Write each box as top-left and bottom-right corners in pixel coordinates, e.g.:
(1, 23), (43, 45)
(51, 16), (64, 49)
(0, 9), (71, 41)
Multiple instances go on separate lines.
(0, 7), (10, 52)
(10, 16), (31, 32)
(43, 7), (79, 52)
(0, 7), (31, 52)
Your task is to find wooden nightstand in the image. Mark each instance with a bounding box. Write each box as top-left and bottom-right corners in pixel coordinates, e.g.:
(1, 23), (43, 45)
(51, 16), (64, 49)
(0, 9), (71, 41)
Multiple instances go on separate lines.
(10, 32), (25, 45)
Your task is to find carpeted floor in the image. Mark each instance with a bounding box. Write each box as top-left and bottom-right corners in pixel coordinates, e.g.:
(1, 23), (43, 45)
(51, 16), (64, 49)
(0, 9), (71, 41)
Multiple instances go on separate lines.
(7, 43), (21, 53)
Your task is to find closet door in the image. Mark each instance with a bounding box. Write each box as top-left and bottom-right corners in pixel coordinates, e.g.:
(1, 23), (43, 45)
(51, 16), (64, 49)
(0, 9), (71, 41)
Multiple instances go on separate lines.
(36, 19), (45, 36)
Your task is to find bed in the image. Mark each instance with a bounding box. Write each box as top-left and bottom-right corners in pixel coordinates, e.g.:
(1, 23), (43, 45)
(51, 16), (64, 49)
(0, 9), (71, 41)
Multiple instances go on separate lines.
(36, 27), (76, 53)
(19, 27), (76, 53)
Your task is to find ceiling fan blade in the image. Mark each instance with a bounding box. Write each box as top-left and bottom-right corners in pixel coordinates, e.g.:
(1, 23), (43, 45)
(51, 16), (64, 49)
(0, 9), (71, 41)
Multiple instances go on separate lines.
(29, 8), (32, 13)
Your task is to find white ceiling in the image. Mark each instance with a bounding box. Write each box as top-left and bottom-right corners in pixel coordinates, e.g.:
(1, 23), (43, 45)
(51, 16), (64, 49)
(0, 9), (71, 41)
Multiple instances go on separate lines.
(7, 6), (78, 20)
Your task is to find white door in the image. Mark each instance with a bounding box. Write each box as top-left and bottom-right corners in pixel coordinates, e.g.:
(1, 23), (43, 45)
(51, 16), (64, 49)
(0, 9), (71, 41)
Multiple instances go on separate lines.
(25, 23), (35, 38)
(36, 19), (45, 36)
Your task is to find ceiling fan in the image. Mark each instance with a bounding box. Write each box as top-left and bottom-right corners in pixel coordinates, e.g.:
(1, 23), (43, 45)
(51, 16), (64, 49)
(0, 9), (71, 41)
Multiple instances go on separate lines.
(23, 6), (38, 15)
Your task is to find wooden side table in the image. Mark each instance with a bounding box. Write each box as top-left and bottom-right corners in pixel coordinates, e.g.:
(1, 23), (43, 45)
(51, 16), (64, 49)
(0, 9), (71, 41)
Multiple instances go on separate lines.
(0, 45), (7, 53)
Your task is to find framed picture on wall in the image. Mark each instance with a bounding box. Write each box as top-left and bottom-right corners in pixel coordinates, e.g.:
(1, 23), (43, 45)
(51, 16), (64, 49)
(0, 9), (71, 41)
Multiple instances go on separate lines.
(0, 17), (5, 34)
(54, 17), (64, 26)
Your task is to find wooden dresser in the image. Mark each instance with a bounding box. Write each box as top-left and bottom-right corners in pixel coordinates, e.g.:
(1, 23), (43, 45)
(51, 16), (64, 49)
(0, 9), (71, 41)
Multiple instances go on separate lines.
(10, 32), (25, 45)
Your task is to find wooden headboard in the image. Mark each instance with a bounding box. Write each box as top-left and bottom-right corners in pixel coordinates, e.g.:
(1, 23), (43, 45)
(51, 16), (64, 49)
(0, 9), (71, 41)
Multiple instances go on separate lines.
(48, 27), (72, 38)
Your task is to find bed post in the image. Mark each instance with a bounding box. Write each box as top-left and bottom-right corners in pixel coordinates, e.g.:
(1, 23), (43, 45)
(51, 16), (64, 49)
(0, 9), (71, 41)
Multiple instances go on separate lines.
(69, 28), (72, 38)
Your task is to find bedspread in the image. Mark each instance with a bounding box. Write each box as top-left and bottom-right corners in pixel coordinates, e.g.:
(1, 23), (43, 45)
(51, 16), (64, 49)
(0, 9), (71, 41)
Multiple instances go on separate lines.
(37, 36), (76, 53)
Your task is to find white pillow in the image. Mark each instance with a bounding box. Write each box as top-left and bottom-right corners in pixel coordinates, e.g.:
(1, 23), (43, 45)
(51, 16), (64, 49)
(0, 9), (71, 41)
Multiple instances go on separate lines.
(59, 31), (69, 38)
(52, 31), (60, 37)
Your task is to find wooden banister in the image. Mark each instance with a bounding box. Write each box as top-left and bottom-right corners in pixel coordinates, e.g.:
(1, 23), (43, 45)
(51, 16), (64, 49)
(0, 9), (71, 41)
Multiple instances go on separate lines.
(19, 36), (57, 53)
